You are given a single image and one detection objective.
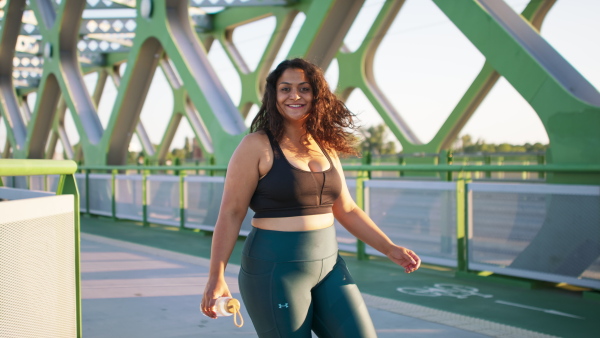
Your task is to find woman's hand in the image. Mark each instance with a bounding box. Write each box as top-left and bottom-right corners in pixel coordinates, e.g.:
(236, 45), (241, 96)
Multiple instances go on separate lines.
(201, 277), (232, 319)
(386, 245), (421, 273)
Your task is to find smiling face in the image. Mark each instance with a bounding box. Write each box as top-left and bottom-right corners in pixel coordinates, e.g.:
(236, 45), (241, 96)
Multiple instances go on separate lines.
(275, 68), (313, 125)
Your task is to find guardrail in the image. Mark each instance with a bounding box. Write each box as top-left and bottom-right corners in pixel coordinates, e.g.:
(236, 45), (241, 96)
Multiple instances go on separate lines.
(0, 160), (81, 338)
(5, 162), (599, 291)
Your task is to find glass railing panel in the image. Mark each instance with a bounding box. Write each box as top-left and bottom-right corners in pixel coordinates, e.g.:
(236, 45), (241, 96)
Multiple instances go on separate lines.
(468, 182), (600, 289)
(365, 180), (457, 267)
(88, 173), (112, 216)
(115, 174), (143, 221)
(147, 175), (180, 227)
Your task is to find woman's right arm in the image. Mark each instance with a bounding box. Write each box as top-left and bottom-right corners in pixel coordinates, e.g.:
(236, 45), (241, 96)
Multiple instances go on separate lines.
(201, 133), (265, 318)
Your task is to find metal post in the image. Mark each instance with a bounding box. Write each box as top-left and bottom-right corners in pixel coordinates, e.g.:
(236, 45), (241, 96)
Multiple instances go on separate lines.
(537, 154), (545, 179)
(142, 170), (149, 227)
(439, 150), (453, 181)
(56, 173), (82, 338)
(439, 151), (453, 254)
(356, 151), (371, 261)
(85, 170), (90, 215)
(209, 154), (216, 177)
(111, 169), (117, 219)
(398, 155), (405, 177)
(179, 171), (186, 229)
(475, 161), (483, 179)
(522, 161), (530, 180)
(497, 156), (504, 179)
(456, 176), (471, 272)
(174, 157), (181, 176)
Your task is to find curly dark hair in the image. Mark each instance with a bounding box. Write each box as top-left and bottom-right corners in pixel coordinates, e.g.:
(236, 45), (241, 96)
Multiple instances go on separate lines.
(250, 58), (358, 155)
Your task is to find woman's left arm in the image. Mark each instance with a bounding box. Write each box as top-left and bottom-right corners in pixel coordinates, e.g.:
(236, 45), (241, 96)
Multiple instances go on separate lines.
(330, 152), (421, 273)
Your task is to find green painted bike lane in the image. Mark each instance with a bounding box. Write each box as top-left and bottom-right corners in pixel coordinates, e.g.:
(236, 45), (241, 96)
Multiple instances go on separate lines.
(81, 216), (600, 337)
(345, 256), (599, 338)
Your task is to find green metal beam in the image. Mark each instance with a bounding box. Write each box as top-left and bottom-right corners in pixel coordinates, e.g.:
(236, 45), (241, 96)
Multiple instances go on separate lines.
(0, 159), (77, 175)
(0, 0), (28, 152)
(0, 0), (597, 186)
(434, 0), (600, 184)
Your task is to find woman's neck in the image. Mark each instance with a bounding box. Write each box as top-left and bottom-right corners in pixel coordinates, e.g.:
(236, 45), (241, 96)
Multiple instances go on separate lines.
(282, 123), (308, 144)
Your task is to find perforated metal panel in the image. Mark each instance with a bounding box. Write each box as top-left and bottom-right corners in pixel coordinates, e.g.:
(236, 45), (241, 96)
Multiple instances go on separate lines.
(0, 195), (77, 338)
(365, 180), (457, 266)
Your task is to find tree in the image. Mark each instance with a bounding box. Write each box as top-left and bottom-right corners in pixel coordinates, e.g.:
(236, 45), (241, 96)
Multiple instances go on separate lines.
(454, 134), (548, 153)
(358, 124), (397, 156)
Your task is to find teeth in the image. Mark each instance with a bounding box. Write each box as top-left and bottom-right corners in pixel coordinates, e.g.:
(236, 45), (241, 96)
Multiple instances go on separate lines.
(289, 105), (302, 107)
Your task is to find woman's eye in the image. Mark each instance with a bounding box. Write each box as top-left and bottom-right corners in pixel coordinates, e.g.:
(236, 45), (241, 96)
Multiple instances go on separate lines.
(280, 88), (290, 92)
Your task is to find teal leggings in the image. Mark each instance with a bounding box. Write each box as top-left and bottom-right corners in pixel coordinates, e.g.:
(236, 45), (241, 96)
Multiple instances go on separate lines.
(238, 226), (376, 338)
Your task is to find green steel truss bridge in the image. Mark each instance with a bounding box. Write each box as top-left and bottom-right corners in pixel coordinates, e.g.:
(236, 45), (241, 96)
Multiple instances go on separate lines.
(0, 0), (598, 183)
(1, 2), (600, 336)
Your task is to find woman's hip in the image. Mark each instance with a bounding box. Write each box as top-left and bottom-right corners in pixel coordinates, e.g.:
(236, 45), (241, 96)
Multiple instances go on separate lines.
(242, 224), (338, 262)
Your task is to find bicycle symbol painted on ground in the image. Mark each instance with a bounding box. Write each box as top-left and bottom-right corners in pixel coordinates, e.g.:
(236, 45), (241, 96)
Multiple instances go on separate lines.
(397, 283), (493, 299)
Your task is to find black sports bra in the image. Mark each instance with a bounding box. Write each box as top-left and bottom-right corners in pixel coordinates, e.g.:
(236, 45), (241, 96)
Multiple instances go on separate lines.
(249, 131), (342, 218)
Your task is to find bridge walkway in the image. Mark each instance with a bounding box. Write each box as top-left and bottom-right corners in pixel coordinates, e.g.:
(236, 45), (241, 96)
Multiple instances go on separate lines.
(80, 216), (599, 338)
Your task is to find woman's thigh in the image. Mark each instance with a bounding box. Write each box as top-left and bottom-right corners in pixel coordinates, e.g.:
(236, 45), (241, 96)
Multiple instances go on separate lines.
(310, 257), (377, 338)
(239, 255), (321, 337)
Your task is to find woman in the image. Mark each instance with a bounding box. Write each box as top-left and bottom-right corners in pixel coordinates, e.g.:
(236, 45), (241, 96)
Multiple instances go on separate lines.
(201, 58), (420, 337)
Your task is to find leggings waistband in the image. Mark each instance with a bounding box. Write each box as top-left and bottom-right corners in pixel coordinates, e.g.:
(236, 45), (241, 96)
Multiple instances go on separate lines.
(243, 225), (338, 262)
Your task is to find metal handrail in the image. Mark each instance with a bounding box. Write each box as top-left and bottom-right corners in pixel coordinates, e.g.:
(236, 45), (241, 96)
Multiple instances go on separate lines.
(77, 163), (600, 173)
(0, 159), (78, 176)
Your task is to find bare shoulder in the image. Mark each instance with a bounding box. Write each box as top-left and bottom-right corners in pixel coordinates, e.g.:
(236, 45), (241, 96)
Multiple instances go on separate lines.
(229, 131), (273, 178)
(242, 131), (270, 147)
(230, 131), (271, 162)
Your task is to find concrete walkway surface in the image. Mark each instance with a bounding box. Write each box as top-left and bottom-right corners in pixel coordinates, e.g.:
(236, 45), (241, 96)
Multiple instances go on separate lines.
(80, 233), (557, 338)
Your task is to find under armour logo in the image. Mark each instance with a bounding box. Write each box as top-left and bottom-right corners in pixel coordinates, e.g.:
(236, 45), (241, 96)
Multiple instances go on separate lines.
(278, 303), (289, 309)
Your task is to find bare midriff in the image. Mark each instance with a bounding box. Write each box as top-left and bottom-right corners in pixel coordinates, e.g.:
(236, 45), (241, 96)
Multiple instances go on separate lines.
(251, 213), (334, 231)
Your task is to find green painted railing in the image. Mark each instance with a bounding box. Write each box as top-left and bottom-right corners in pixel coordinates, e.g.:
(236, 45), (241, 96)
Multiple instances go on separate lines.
(77, 163), (600, 268)
(0, 159), (81, 338)
(0, 159), (78, 176)
(78, 163), (599, 174)
(342, 164), (600, 172)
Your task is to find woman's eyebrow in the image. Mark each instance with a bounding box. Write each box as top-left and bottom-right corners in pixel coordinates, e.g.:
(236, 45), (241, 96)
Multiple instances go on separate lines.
(278, 81), (310, 86)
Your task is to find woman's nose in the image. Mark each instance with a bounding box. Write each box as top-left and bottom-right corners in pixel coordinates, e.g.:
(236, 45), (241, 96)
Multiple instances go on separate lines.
(290, 91), (300, 100)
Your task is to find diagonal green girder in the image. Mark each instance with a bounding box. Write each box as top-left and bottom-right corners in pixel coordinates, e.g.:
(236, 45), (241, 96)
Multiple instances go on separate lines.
(434, 0), (600, 183)
(0, 0), (28, 152)
(0, 0), (597, 186)
(205, 5), (299, 115)
(100, 0), (247, 166)
(335, 0), (561, 164)
(430, 0), (600, 276)
(429, 0), (556, 151)
(24, 0), (103, 160)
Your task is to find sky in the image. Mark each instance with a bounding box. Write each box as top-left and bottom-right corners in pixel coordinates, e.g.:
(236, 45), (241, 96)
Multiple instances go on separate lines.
(1, 0), (599, 154)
